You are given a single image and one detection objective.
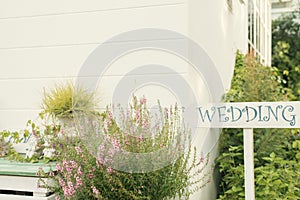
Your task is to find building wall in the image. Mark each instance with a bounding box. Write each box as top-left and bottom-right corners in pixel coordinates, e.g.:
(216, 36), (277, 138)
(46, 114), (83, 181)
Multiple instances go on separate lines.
(272, 0), (299, 19)
(0, 1), (248, 199)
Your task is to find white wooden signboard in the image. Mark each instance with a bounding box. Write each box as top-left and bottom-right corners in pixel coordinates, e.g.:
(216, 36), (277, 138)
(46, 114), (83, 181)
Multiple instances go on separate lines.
(197, 101), (300, 200)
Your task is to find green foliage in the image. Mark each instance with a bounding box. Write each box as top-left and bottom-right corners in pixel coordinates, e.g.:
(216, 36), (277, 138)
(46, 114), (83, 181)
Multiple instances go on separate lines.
(0, 137), (11, 157)
(217, 146), (244, 200)
(272, 10), (300, 99)
(218, 143), (300, 200)
(223, 52), (288, 103)
(255, 147), (300, 199)
(41, 82), (99, 119)
(0, 118), (61, 163)
(217, 52), (300, 199)
(0, 129), (31, 162)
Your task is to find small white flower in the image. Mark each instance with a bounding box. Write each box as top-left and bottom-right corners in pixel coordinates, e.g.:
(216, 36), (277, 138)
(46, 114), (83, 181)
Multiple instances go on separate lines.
(43, 148), (55, 158)
(25, 137), (38, 158)
(26, 148), (36, 158)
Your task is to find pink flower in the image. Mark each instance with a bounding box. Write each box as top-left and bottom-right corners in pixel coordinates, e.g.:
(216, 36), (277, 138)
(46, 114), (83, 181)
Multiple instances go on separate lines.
(97, 157), (106, 165)
(88, 173), (94, 179)
(106, 167), (113, 174)
(55, 195), (60, 200)
(75, 146), (83, 155)
(138, 135), (144, 142)
(142, 119), (149, 128)
(62, 160), (68, 167)
(70, 160), (77, 168)
(66, 166), (72, 175)
(199, 156), (205, 163)
(108, 111), (113, 119)
(91, 186), (100, 196)
(164, 108), (169, 118)
(135, 110), (141, 122)
(140, 97), (147, 104)
(105, 111), (113, 127)
(98, 144), (105, 152)
(111, 139), (120, 150)
(109, 148), (116, 157)
(77, 167), (83, 176)
(49, 171), (54, 177)
(75, 176), (83, 188)
(67, 182), (75, 197)
(63, 187), (69, 197)
(63, 186), (68, 196)
(58, 178), (65, 187)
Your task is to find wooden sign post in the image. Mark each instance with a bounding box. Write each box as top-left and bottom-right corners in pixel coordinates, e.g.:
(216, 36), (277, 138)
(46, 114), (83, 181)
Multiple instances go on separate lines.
(243, 128), (255, 200)
(197, 102), (300, 200)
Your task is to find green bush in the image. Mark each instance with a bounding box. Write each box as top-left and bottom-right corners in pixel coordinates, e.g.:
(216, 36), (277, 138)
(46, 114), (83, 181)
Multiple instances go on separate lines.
(255, 148), (300, 199)
(272, 10), (300, 99)
(217, 52), (300, 199)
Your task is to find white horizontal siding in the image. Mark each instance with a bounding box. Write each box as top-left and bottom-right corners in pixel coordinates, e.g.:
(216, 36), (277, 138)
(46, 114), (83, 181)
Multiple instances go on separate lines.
(0, 4), (187, 49)
(0, 0), (184, 19)
(0, 40), (190, 79)
(0, 38), (192, 110)
(0, 110), (40, 130)
(0, 3), (188, 131)
(0, 78), (71, 110)
(0, 45), (92, 79)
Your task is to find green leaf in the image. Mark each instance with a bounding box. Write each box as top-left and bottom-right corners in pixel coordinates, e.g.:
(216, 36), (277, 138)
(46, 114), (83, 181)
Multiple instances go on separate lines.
(270, 152), (276, 158)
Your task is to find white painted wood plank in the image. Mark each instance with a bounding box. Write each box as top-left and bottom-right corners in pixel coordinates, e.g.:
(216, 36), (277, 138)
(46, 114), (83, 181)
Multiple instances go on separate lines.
(33, 192), (47, 197)
(0, 176), (48, 193)
(0, 4), (187, 49)
(0, 110), (40, 131)
(77, 72), (204, 108)
(0, 78), (74, 110)
(0, 42), (196, 109)
(0, 193), (56, 200)
(0, 71), (194, 110)
(0, 45), (93, 79)
(0, 44), (189, 79)
(243, 128), (255, 200)
(0, 0), (184, 18)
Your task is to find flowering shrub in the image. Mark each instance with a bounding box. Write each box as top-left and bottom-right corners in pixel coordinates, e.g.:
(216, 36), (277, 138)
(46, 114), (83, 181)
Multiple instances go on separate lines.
(39, 96), (211, 200)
